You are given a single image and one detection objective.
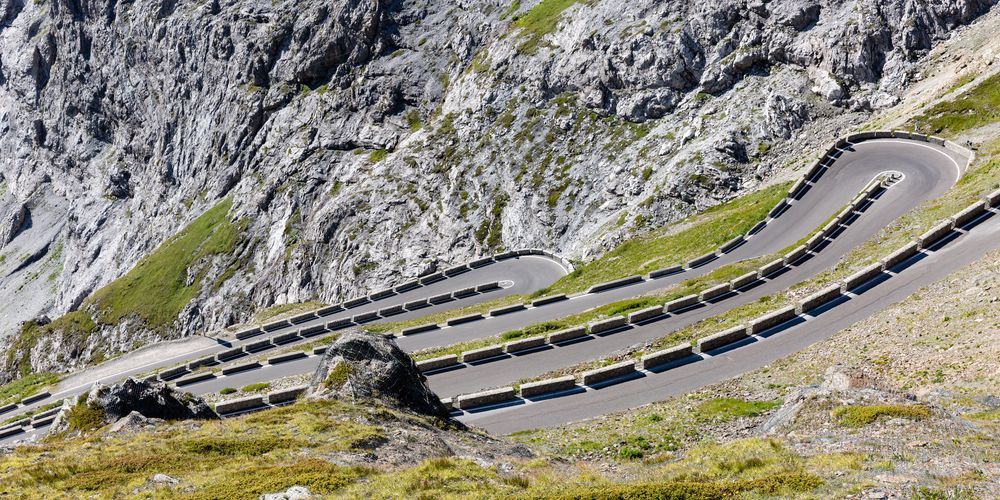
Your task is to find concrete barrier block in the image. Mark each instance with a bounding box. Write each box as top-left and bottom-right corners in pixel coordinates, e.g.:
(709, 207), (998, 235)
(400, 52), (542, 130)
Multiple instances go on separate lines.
(640, 344), (694, 370)
(519, 376), (577, 398)
(846, 133), (865, 142)
(748, 220), (767, 235)
(419, 272), (445, 285)
(288, 312), (317, 325)
(842, 263), (884, 292)
(821, 218), (841, 238)
(504, 335), (547, 353)
(317, 305), (345, 316)
(175, 372), (216, 387)
(461, 345), (505, 363)
(469, 257), (494, 268)
(20, 392), (50, 406)
(313, 346), (328, 355)
(805, 232), (825, 250)
(400, 324), (438, 336)
(267, 352), (308, 365)
(262, 320), (290, 332)
(665, 294), (699, 313)
(880, 241), (920, 270)
(874, 131), (893, 139)
(394, 280), (421, 293)
(273, 331), (301, 344)
(326, 318), (354, 331)
(244, 339), (274, 353)
(918, 220), (955, 249)
(443, 265), (470, 277)
(516, 249), (534, 256)
(31, 406), (63, 421)
(428, 293), (454, 304)
(699, 283), (731, 302)
(188, 356), (218, 370)
(369, 289), (396, 302)
(730, 271), (758, 290)
(0, 419), (29, 432)
(805, 160), (824, 181)
(446, 314), (483, 326)
(416, 355), (459, 373)
(798, 284), (843, 314)
(749, 306), (797, 335)
(627, 305), (664, 324)
(494, 251), (518, 260)
(453, 287), (477, 298)
(476, 282), (501, 292)
(215, 396), (266, 415)
(788, 178), (807, 198)
(532, 294), (567, 307)
(0, 403), (17, 415)
(768, 199), (789, 218)
(698, 326), (749, 352)
(378, 305), (405, 317)
(456, 387), (517, 410)
(440, 398), (454, 411)
(235, 327), (263, 340)
(352, 312), (379, 324)
(0, 427), (24, 439)
(489, 304), (526, 316)
(587, 275), (643, 293)
(910, 132), (929, 141)
(588, 316), (628, 335)
(404, 299), (429, 311)
(547, 327), (588, 344)
(581, 361), (637, 386)
(266, 386), (308, 405)
(929, 136), (946, 146)
(216, 347), (245, 362)
(985, 187), (1000, 207)
(159, 365), (189, 381)
(761, 257), (787, 277)
(952, 200), (988, 227)
(892, 130), (910, 139)
(719, 235), (745, 254)
(300, 324), (328, 337)
(649, 265), (683, 278)
(222, 362), (261, 376)
(687, 251), (718, 268)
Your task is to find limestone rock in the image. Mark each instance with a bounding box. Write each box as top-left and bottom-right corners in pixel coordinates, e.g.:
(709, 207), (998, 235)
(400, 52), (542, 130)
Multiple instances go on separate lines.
(307, 330), (449, 418)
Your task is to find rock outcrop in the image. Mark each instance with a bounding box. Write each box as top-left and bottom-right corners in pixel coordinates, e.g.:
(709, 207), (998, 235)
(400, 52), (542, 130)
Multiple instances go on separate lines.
(0, 0), (995, 383)
(49, 378), (217, 434)
(307, 330), (450, 418)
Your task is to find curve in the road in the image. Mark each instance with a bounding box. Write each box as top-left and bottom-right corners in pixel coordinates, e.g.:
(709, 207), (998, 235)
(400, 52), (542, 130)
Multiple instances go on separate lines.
(2, 132), (989, 443)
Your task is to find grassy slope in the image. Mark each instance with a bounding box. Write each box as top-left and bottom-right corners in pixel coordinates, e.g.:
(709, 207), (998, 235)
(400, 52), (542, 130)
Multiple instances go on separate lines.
(0, 398), (823, 498)
(3, 198), (247, 378)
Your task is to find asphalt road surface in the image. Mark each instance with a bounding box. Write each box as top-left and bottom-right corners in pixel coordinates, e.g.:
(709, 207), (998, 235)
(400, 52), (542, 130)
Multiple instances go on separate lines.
(3, 138), (993, 443)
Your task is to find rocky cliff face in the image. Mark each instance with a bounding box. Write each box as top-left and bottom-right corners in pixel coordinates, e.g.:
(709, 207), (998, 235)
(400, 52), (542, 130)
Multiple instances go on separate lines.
(0, 0), (994, 382)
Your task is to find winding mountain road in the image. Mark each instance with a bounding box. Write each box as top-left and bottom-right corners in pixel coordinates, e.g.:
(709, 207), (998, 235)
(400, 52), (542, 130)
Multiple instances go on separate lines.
(3, 136), (995, 444)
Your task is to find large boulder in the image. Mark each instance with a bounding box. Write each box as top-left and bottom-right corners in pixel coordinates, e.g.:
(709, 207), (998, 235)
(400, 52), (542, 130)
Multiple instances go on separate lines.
(49, 378), (217, 434)
(307, 330), (450, 418)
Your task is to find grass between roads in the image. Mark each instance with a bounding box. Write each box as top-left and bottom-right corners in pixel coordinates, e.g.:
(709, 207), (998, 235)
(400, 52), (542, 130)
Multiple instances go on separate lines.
(0, 372), (59, 406)
(367, 181), (791, 338)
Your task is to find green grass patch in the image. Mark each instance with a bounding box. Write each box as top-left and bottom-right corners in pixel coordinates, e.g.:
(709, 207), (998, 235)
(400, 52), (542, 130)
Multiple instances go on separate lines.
(324, 362), (351, 389)
(539, 182), (790, 295)
(966, 407), (1000, 421)
(910, 71), (1000, 137)
(219, 387), (236, 395)
(252, 301), (327, 324)
(0, 372), (59, 406)
(89, 198), (247, 330)
(695, 398), (782, 421)
(514, 0), (584, 54)
(64, 396), (106, 432)
(240, 383), (270, 393)
(832, 404), (931, 427)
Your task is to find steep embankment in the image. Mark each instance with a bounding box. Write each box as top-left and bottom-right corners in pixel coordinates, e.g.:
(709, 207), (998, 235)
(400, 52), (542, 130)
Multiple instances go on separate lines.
(1, 0), (995, 382)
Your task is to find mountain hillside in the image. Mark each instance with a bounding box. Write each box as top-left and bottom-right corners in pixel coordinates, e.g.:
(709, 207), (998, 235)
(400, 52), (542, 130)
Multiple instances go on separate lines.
(0, 0), (995, 381)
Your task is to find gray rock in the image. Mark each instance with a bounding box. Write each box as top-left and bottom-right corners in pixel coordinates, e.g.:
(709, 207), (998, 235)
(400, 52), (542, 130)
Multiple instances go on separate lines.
(49, 378), (217, 434)
(307, 330), (449, 418)
(261, 486), (312, 500)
